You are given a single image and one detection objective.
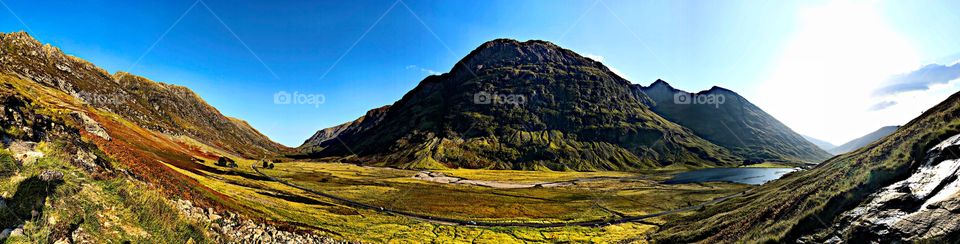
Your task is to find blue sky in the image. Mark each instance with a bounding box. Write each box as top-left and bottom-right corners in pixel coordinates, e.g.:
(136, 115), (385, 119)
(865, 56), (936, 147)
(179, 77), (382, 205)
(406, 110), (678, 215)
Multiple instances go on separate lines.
(2, 0), (960, 146)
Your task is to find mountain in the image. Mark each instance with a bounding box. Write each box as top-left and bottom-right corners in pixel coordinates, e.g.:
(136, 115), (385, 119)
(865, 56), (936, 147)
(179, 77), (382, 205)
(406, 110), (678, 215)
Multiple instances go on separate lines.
(299, 39), (740, 170)
(654, 91), (960, 242)
(633, 80), (832, 163)
(828, 125), (900, 155)
(299, 105), (390, 153)
(802, 134), (836, 152)
(0, 32), (284, 158)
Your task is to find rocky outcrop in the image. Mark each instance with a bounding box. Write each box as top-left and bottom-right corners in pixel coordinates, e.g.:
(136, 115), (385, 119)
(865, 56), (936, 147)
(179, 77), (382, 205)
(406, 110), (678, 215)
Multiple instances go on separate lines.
(173, 199), (345, 243)
(812, 134), (960, 242)
(39, 170), (63, 182)
(70, 111), (110, 140)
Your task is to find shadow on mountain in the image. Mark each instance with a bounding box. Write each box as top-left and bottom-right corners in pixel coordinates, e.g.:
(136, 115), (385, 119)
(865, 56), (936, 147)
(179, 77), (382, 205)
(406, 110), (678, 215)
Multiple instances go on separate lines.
(0, 176), (62, 228)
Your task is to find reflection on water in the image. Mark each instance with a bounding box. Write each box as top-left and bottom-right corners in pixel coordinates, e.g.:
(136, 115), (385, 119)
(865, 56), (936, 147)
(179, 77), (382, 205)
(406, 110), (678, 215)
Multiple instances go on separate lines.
(664, 167), (799, 185)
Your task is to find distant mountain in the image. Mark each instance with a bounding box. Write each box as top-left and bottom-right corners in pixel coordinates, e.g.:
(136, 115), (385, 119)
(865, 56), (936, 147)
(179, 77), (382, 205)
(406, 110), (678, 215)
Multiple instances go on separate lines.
(299, 105), (390, 153)
(300, 39), (740, 170)
(802, 135), (836, 152)
(0, 32), (284, 158)
(828, 125), (900, 154)
(633, 80), (832, 163)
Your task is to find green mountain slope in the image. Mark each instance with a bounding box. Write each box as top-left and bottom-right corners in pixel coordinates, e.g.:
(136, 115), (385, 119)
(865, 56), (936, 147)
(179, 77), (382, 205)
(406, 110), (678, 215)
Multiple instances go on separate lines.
(654, 90), (960, 242)
(300, 39), (740, 170)
(634, 80), (832, 163)
(0, 32), (284, 158)
(828, 125), (900, 155)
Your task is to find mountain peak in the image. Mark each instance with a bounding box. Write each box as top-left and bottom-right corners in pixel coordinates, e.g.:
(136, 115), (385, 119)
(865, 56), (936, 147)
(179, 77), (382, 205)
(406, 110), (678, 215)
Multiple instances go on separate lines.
(649, 79), (673, 88)
(457, 38), (597, 72)
(705, 85), (734, 94)
(0, 31), (36, 43)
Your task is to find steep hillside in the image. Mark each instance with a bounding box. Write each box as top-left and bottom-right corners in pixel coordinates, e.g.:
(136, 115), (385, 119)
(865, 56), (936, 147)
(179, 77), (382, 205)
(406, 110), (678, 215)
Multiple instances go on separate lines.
(829, 125), (900, 154)
(634, 80), (832, 163)
(0, 32), (284, 158)
(654, 90), (960, 242)
(302, 39), (739, 170)
(0, 35), (335, 243)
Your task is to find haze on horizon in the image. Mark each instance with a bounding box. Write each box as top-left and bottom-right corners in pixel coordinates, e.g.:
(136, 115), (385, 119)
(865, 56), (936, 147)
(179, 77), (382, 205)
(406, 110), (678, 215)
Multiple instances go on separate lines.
(2, 0), (959, 146)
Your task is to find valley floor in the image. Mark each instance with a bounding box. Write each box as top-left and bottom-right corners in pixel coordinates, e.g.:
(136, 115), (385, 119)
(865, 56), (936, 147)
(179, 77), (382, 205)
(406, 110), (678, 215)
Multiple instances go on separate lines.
(162, 144), (751, 243)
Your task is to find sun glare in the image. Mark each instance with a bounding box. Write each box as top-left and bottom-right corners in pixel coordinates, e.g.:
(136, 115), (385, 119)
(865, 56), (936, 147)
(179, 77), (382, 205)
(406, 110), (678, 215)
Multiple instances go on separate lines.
(754, 1), (921, 144)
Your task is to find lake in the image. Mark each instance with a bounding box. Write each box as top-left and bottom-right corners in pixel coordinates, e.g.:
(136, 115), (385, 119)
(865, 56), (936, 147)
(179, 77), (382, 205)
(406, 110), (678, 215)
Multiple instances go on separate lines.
(663, 167), (800, 185)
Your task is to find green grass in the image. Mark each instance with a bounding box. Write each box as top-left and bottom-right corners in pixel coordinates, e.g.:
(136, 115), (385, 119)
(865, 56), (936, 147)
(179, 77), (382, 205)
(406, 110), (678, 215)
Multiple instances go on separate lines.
(263, 162), (748, 222)
(162, 151), (750, 243)
(0, 142), (208, 243)
(738, 162), (795, 168)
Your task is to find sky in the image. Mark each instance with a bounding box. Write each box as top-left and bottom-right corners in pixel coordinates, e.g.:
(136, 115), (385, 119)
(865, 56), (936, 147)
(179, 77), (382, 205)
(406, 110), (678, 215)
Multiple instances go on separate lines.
(2, 0), (960, 146)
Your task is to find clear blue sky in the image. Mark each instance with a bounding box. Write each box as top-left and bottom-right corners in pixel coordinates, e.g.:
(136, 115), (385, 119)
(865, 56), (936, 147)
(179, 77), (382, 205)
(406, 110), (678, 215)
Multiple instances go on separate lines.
(3, 0), (960, 146)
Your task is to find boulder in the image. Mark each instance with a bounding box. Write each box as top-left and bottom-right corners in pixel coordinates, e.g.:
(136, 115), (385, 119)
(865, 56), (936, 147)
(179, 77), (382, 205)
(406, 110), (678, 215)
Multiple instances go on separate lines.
(69, 111), (110, 141)
(39, 170), (63, 182)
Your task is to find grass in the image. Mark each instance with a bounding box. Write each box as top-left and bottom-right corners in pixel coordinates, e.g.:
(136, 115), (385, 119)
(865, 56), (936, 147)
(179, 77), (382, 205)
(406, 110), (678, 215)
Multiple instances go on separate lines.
(264, 162), (749, 222)
(435, 168), (645, 183)
(738, 162), (795, 168)
(0, 142), (208, 243)
(161, 146), (751, 243)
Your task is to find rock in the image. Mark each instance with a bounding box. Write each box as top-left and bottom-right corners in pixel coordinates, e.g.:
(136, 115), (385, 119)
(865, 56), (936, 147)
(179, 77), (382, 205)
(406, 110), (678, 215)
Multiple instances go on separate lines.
(0, 229), (10, 239)
(39, 170), (64, 182)
(73, 150), (99, 172)
(10, 227), (23, 237)
(69, 111), (110, 140)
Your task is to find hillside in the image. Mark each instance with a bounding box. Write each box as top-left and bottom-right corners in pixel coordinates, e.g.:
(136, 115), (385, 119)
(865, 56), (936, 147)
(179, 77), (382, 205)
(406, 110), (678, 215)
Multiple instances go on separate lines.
(300, 39), (740, 170)
(0, 32), (284, 158)
(653, 90), (960, 242)
(829, 125), (900, 154)
(634, 80), (832, 163)
(0, 32), (336, 242)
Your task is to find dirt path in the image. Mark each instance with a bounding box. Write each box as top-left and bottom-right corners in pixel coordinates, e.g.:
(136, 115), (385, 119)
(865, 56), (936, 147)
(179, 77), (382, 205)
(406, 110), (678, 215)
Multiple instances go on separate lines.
(252, 165), (746, 228)
(411, 171), (582, 188)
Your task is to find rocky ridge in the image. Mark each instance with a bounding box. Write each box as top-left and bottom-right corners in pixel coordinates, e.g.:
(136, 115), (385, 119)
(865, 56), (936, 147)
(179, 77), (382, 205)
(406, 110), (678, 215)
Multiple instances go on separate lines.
(173, 199), (344, 244)
(0, 31), (284, 158)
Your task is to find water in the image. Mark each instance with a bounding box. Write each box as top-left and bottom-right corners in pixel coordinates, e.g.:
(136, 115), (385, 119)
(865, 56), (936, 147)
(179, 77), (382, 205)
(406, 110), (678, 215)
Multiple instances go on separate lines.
(664, 167), (800, 185)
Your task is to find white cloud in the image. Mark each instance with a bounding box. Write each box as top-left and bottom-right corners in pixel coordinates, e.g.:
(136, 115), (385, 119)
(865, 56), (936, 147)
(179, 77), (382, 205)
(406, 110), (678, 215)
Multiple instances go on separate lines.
(405, 65), (441, 76)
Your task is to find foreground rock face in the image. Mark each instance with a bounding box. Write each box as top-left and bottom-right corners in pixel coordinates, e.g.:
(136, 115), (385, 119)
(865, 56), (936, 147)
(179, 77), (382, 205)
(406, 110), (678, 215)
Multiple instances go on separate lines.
(819, 134), (960, 242)
(173, 199), (346, 244)
(69, 111), (111, 141)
